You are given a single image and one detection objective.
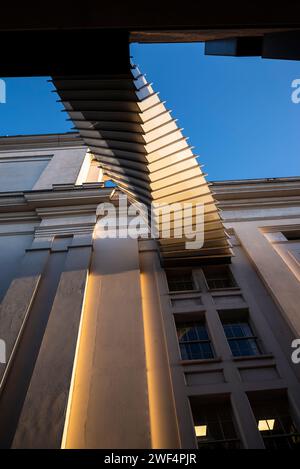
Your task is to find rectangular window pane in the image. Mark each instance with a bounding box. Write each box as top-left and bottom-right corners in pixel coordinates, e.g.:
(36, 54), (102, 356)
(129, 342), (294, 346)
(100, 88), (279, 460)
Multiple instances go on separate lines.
(177, 322), (214, 360)
(228, 338), (260, 357)
(177, 323), (209, 342)
(282, 230), (300, 241)
(222, 320), (261, 357)
(180, 342), (214, 360)
(250, 395), (300, 450)
(190, 399), (241, 449)
(203, 265), (236, 290)
(195, 325), (209, 341)
(167, 271), (195, 291)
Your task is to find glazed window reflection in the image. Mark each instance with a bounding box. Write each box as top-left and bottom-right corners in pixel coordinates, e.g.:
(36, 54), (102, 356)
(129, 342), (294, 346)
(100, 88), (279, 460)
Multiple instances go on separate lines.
(177, 322), (214, 360)
(222, 321), (260, 357)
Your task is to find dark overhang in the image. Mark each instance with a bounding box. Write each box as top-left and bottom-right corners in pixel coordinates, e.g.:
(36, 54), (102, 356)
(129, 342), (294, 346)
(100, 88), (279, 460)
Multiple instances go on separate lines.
(205, 30), (300, 60)
(0, 1), (299, 34)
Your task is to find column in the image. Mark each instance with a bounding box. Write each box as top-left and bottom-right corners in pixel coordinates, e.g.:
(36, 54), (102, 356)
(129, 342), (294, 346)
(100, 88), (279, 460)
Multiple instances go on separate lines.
(12, 237), (92, 448)
(0, 238), (50, 384)
(231, 391), (265, 449)
(63, 235), (151, 449)
(139, 248), (181, 449)
(234, 223), (300, 336)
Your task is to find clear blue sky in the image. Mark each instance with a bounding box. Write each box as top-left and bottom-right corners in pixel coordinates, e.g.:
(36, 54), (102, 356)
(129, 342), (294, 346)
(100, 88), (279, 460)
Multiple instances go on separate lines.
(0, 42), (299, 181)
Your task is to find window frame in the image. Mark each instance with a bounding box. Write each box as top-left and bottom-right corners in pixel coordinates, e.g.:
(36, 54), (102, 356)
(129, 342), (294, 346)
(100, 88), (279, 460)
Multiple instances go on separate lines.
(190, 397), (241, 450)
(166, 269), (198, 293)
(281, 230), (300, 241)
(219, 311), (262, 358)
(202, 265), (238, 291)
(176, 319), (215, 361)
(249, 393), (300, 450)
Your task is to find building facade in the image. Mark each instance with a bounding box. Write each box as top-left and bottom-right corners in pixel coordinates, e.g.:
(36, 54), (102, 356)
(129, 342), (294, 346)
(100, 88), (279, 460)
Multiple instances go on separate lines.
(0, 134), (299, 449)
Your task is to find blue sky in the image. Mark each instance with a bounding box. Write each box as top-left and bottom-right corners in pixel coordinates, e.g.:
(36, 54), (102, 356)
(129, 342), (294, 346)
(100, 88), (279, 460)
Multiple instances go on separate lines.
(0, 42), (299, 181)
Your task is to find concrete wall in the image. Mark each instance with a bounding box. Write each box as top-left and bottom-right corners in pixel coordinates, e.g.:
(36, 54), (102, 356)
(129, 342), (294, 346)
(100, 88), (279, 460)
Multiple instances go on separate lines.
(0, 136), (111, 447)
(33, 147), (87, 189)
(152, 232), (300, 448)
(212, 178), (300, 337)
(0, 156), (51, 191)
(0, 134), (88, 192)
(0, 231), (34, 303)
(0, 138), (299, 449)
(0, 203), (96, 448)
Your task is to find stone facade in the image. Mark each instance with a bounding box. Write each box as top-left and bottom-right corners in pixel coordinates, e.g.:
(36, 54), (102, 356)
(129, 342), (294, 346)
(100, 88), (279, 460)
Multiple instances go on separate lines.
(0, 134), (299, 449)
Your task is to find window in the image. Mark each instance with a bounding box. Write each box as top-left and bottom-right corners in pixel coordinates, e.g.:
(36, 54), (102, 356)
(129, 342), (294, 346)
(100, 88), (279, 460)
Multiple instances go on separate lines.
(282, 230), (300, 241)
(203, 265), (236, 290)
(250, 394), (300, 449)
(190, 398), (241, 449)
(176, 321), (214, 360)
(222, 320), (260, 357)
(166, 270), (195, 292)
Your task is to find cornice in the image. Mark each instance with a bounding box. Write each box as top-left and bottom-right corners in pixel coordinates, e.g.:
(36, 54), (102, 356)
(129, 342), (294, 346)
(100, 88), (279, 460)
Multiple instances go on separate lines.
(217, 196), (300, 210)
(212, 177), (300, 202)
(0, 132), (84, 152)
(0, 184), (113, 214)
(211, 178), (300, 216)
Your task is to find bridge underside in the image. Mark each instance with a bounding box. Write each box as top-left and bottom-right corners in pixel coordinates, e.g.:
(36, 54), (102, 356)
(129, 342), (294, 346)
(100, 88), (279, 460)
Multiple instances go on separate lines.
(0, 1), (299, 35)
